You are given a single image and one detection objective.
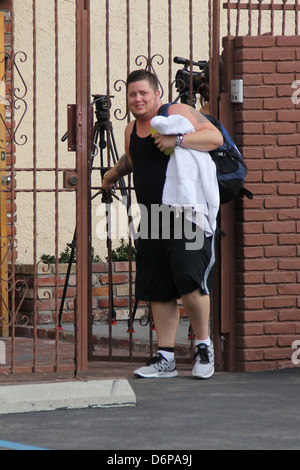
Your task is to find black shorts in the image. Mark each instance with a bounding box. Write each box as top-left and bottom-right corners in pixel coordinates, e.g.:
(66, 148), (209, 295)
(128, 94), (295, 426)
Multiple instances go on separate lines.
(134, 220), (216, 302)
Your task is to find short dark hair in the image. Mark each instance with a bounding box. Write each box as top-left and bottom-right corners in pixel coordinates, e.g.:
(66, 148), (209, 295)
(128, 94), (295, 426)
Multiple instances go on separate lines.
(126, 69), (159, 92)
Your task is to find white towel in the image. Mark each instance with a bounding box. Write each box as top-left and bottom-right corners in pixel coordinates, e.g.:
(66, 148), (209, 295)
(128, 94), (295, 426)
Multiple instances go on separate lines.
(150, 114), (220, 235)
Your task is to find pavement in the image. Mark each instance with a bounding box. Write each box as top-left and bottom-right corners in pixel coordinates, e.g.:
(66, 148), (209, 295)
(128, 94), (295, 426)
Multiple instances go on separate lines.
(0, 321), (299, 450)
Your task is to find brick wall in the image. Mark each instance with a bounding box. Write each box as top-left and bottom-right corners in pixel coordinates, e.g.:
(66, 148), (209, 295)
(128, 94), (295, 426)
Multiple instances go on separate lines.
(15, 260), (188, 327)
(15, 261), (138, 325)
(234, 35), (300, 372)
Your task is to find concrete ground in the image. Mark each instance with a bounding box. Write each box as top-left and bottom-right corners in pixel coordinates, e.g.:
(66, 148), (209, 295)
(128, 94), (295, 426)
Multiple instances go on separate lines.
(0, 321), (299, 450)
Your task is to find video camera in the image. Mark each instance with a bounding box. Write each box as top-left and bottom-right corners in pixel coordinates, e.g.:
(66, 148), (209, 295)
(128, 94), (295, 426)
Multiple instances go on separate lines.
(174, 56), (207, 105)
(92, 94), (113, 122)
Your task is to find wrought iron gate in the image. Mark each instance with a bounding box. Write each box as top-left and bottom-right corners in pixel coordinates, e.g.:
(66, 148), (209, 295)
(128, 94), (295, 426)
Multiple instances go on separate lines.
(0, 0), (91, 376)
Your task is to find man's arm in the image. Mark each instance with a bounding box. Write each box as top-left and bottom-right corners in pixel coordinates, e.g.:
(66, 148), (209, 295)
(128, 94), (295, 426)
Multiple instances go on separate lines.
(102, 153), (133, 193)
(102, 121), (135, 193)
(152, 103), (223, 154)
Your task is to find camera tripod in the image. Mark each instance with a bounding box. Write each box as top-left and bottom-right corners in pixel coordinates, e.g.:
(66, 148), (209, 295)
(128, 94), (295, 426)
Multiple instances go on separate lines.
(58, 94), (135, 330)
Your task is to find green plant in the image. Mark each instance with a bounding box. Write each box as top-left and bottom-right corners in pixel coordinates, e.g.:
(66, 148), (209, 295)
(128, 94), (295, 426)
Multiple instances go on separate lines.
(40, 253), (56, 264)
(40, 246), (103, 264)
(107, 238), (136, 262)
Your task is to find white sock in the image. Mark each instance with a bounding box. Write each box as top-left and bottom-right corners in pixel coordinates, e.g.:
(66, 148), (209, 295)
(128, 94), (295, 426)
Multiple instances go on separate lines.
(158, 350), (175, 362)
(194, 338), (211, 347)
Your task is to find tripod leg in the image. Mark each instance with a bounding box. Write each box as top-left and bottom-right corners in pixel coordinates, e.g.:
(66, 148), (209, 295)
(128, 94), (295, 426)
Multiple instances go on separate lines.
(127, 299), (138, 333)
(58, 232), (76, 328)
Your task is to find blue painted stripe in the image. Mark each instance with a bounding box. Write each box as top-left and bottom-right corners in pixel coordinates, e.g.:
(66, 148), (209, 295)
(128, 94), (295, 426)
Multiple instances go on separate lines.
(0, 440), (48, 450)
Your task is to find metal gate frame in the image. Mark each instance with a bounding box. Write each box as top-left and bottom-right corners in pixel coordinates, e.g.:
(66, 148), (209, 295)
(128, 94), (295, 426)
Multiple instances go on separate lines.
(74, 0), (92, 372)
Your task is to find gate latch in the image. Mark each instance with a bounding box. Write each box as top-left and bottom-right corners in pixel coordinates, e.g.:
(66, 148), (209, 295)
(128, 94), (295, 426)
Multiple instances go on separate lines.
(63, 170), (78, 188)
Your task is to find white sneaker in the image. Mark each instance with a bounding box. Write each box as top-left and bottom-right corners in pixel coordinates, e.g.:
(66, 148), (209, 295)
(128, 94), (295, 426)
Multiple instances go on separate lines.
(192, 343), (214, 379)
(134, 353), (178, 378)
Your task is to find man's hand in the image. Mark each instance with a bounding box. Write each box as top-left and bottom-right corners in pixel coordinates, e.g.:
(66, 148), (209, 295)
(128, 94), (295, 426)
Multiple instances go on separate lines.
(152, 133), (176, 154)
(102, 170), (116, 194)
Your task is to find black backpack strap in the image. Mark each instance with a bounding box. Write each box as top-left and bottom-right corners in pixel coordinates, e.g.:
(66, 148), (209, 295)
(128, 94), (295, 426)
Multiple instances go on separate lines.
(157, 102), (174, 117)
(240, 187), (253, 200)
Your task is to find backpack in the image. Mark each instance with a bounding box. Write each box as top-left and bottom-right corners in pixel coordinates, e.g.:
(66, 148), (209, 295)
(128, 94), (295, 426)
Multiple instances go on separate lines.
(157, 103), (253, 204)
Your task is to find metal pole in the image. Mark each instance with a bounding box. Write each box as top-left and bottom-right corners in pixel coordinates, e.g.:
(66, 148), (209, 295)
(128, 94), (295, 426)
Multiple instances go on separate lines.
(75, 0), (91, 372)
(210, 0), (221, 118)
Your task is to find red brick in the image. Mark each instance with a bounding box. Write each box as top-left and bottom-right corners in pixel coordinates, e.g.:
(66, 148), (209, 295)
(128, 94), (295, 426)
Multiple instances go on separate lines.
(278, 183), (300, 195)
(264, 245), (296, 258)
(279, 233), (300, 245)
(278, 110), (300, 122)
(236, 122), (263, 134)
(277, 61), (300, 73)
(247, 160), (276, 171)
(264, 348), (294, 361)
(243, 85), (277, 98)
(245, 170), (263, 182)
(278, 284), (300, 295)
(238, 134), (275, 146)
(236, 62), (276, 74)
(278, 336), (299, 347)
(242, 209), (276, 222)
(263, 221), (295, 233)
(264, 296), (295, 309)
(114, 261), (136, 272)
(235, 48), (263, 61)
(279, 310), (300, 322)
(237, 323), (264, 336)
(263, 49), (295, 61)
(278, 209), (300, 220)
(238, 349), (264, 362)
(235, 36), (276, 48)
(241, 234), (277, 246)
(92, 263), (109, 273)
(242, 362), (276, 372)
(236, 298), (264, 311)
(278, 84), (295, 97)
(100, 274), (129, 285)
(277, 36), (300, 47)
(263, 97), (294, 109)
(265, 272), (296, 284)
(263, 170), (294, 182)
(243, 336), (277, 348)
(237, 246), (264, 258)
(242, 98), (263, 109)
(235, 109), (276, 122)
(264, 123), (296, 135)
(239, 272), (264, 284)
(264, 323), (295, 335)
(243, 259), (277, 271)
(242, 75), (263, 86)
(242, 147), (264, 158)
(264, 196), (296, 208)
(264, 146), (297, 158)
(242, 284), (277, 297)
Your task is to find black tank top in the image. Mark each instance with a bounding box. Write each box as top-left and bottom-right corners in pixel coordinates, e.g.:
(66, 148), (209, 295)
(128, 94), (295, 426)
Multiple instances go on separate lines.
(129, 121), (170, 209)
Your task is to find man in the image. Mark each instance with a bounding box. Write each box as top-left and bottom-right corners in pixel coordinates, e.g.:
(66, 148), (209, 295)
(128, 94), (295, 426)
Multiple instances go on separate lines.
(102, 69), (222, 379)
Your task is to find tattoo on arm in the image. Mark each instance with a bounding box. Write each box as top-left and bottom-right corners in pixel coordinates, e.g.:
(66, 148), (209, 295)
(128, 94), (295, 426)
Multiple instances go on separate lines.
(189, 107), (208, 124)
(116, 154), (133, 177)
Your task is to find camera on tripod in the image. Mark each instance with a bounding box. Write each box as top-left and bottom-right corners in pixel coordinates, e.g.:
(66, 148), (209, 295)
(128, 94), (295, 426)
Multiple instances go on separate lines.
(174, 56), (207, 105)
(92, 94), (113, 123)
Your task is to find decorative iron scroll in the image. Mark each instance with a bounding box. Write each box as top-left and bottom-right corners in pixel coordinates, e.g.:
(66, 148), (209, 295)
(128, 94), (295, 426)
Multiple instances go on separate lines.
(113, 54), (166, 121)
(0, 50), (28, 149)
(0, 237), (29, 329)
